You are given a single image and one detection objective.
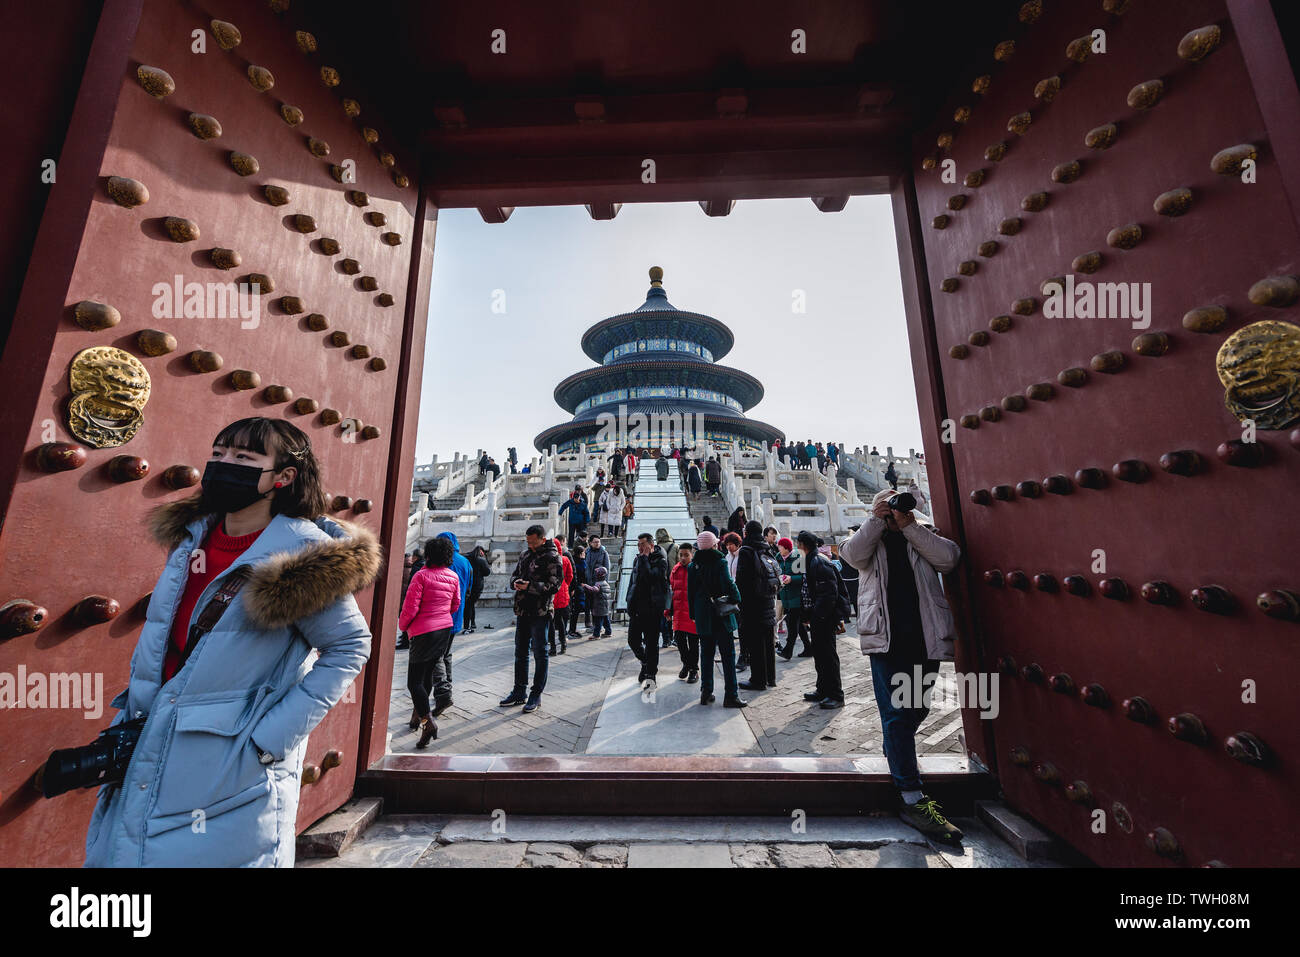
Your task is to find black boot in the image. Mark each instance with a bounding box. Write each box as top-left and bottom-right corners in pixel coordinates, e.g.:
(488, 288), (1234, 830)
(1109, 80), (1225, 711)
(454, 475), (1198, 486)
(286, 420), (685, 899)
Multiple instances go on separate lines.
(416, 717), (438, 748)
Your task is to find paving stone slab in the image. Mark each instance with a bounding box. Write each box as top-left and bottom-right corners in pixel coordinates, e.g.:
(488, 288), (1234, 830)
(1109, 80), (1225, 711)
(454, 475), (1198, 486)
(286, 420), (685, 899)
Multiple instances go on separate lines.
(834, 843), (950, 868)
(296, 815), (445, 868)
(524, 842), (583, 868)
(730, 843), (775, 868)
(416, 841), (528, 868)
(583, 844), (629, 868)
(771, 842), (838, 868)
(626, 843), (736, 868)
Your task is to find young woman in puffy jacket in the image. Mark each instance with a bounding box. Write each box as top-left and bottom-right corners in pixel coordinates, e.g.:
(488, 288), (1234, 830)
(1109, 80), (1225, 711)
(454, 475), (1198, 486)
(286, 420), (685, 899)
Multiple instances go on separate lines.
(83, 417), (379, 868)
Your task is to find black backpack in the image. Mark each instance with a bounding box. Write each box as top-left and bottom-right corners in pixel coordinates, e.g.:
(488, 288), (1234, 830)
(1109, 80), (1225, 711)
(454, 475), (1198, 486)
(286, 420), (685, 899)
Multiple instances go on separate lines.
(830, 561), (854, 619)
(746, 547), (781, 598)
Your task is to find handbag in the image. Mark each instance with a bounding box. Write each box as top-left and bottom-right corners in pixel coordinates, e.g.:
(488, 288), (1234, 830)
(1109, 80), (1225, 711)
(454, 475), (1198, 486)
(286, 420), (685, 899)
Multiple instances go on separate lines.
(712, 595), (739, 617)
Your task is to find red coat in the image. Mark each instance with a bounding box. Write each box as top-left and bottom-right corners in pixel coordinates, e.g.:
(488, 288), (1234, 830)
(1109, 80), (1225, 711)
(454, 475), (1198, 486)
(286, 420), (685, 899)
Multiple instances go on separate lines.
(553, 554), (573, 609)
(669, 561), (696, 634)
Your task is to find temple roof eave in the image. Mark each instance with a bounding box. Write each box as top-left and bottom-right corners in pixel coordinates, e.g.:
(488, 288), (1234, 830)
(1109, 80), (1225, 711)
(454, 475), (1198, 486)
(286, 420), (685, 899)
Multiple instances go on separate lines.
(552, 359), (766, 412)
(579, 309), (735, 363)
(532, 409), (785, 453)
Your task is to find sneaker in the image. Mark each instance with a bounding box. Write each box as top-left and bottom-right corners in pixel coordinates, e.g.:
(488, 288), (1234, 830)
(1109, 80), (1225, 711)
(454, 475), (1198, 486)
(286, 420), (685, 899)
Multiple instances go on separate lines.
(899, 797), (964, 845)
(499, 692), (526, 707)
(522, 695), (541, 714)
(678, 666), (690, 680)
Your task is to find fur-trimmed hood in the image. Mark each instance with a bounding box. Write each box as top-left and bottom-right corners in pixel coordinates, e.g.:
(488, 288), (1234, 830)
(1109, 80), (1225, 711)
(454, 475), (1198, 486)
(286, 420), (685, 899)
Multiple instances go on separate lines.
(149, 496), (383, 629)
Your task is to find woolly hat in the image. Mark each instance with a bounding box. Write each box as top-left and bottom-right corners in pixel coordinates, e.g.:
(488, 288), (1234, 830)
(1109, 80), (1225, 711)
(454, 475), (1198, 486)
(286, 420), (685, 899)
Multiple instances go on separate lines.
(696, 530), (718, 549)
(594, 565), (607, 580)
(777, 536), (794, 552)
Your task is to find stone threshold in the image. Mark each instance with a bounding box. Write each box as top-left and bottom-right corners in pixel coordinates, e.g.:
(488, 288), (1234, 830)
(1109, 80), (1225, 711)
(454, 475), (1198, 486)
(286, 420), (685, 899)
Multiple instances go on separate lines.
(356, 753), (993, 817)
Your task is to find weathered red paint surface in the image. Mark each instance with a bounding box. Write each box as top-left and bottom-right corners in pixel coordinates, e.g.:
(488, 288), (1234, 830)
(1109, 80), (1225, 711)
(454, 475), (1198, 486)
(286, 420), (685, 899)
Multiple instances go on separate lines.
(0, 0), (420, 866)
(909, 0), (1300, 866)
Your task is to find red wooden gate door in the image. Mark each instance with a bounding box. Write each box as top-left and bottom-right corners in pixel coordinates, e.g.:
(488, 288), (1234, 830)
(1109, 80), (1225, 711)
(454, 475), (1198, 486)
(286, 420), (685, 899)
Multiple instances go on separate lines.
(909, 0), (1300, 866)
(0, 0), (426, 866)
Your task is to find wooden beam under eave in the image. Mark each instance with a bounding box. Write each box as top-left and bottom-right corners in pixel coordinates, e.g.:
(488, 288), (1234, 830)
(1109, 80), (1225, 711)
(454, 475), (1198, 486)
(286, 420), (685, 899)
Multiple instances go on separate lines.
(699, 199), (736, 217)
(428, 145), (900, 208)
(812, 195), (850, 212)
(477, 206), (515, 223)
(585, 202), (622, 220)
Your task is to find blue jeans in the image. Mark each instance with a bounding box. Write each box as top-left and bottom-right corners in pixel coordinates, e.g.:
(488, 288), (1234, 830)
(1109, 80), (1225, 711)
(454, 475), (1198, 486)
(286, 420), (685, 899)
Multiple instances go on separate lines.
(513, 614), (550, 697)
(593, 615), (611, 636)
(869, 654), (940, 791)
(699, 631), (738, 699)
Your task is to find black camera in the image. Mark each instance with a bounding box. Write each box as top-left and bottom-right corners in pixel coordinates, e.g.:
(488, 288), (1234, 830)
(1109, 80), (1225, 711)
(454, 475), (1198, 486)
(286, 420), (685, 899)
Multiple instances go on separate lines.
(887, 492), (916, 512)
(36, 716), (146, 798)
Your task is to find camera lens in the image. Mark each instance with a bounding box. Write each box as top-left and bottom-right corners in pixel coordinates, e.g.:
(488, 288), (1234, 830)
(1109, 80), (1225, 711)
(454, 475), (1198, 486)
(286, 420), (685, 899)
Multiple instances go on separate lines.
(39, 744), (114, 798)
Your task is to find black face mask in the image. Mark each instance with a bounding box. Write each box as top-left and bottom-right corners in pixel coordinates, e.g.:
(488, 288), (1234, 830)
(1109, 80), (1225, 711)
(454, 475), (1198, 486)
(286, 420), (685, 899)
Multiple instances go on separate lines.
(201, 460), (274, 514)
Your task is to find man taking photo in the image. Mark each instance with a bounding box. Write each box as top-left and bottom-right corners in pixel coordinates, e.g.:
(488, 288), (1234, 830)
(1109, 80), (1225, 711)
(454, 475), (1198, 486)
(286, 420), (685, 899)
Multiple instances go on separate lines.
(838, 487), (963, 844)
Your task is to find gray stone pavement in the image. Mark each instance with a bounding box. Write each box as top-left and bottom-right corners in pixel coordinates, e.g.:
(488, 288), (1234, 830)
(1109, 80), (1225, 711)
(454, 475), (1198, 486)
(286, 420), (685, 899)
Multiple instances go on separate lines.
(297, 813), (1064, 868)
(389, 614), (966, 758)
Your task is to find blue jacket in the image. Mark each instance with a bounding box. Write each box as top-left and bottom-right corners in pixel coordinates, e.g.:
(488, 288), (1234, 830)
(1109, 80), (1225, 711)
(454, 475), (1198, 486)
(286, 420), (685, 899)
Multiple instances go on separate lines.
(558, 495), (590, 525)
(438, 532), (473, 633)
(84, 496), (380, 867)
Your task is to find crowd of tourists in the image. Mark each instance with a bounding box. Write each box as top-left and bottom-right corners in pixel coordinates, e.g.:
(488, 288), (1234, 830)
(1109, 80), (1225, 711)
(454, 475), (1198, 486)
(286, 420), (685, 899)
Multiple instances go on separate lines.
(396, 448), (965, 843)
(772, 439), (842, 472)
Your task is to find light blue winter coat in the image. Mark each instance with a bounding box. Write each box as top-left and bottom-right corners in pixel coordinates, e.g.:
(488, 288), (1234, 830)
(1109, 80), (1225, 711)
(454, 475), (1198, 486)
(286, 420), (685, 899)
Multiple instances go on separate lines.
(83, 496), (380, 867)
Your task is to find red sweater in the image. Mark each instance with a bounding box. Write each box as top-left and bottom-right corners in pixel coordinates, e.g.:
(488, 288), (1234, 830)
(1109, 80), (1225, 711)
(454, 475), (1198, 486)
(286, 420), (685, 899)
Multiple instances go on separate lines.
(163, 522), (263, 682)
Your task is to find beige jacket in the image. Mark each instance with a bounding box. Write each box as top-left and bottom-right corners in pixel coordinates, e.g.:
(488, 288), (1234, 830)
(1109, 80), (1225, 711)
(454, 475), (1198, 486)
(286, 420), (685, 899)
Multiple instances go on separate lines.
(837, 516), (960, 660)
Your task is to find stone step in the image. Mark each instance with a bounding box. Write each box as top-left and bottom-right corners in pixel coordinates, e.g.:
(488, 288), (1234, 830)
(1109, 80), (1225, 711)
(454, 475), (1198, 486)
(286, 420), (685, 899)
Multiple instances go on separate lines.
(297, 809), (1066, 868)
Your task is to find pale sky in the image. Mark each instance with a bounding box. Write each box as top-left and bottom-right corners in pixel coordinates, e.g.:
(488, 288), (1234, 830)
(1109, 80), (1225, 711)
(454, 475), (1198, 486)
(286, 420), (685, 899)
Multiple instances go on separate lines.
(415, 196), (924, 466)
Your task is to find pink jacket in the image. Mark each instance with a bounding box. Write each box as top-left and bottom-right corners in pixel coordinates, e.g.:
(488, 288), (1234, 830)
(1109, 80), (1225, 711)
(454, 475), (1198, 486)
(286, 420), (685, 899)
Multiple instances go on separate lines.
(399, 566), (462, 636)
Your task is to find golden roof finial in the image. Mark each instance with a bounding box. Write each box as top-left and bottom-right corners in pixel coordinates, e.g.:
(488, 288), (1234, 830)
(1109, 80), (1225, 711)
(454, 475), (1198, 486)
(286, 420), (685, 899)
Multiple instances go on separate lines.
(649, 265), (664, 286)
